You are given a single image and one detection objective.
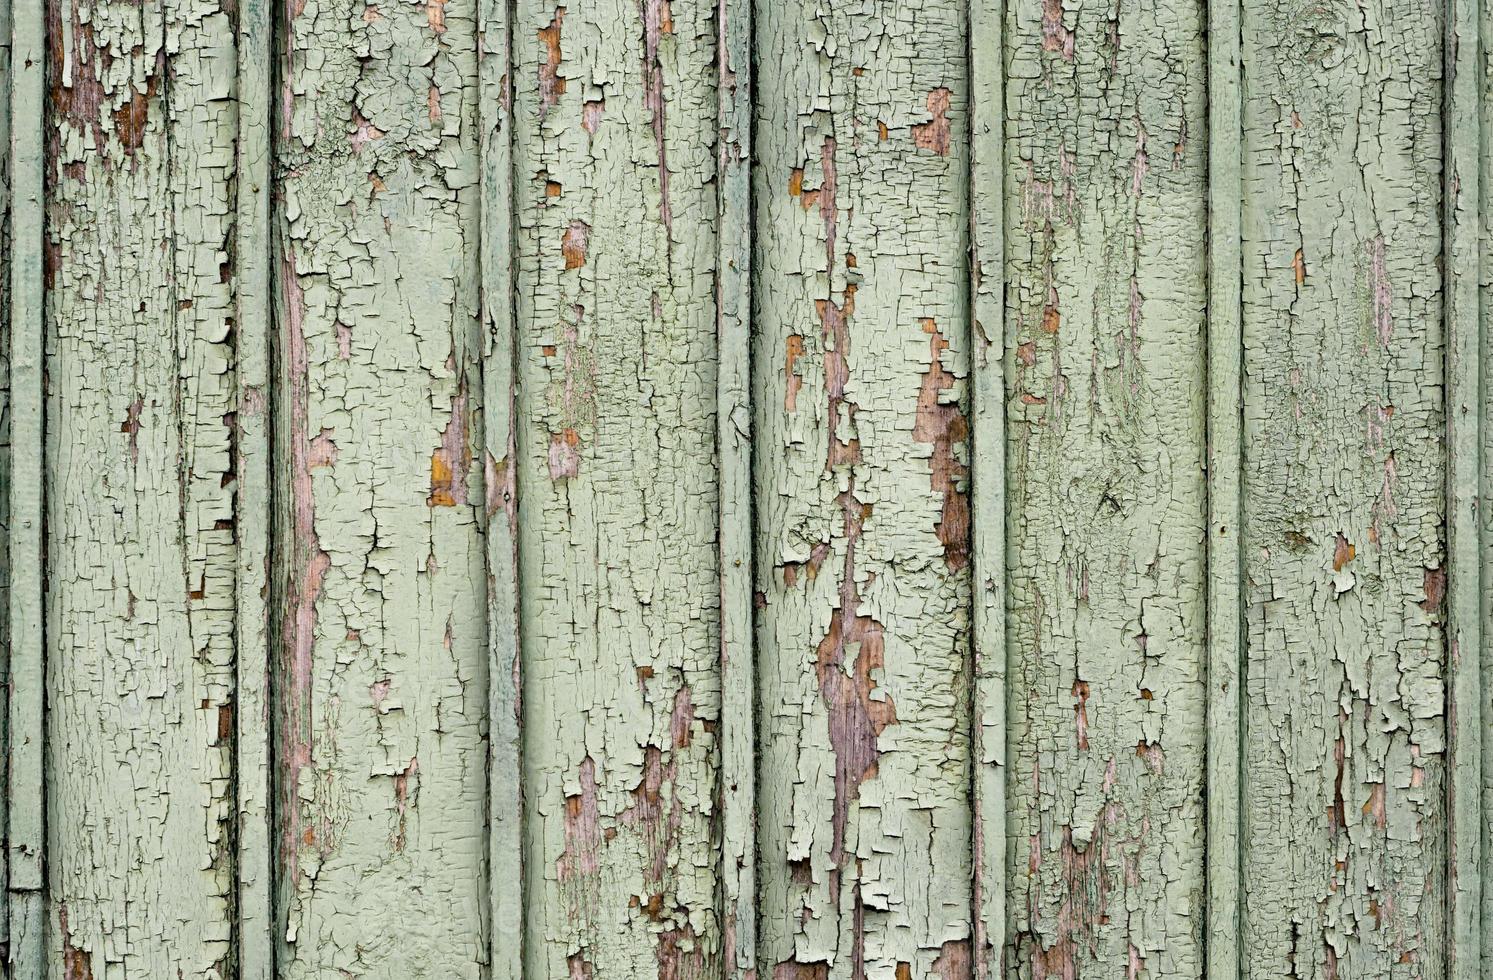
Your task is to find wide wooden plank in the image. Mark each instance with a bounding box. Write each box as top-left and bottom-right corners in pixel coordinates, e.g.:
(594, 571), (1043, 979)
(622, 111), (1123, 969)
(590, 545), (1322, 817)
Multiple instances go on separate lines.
(1001, 0), (1210, 974)
(510, 0), (724, 974)
(43, 0), (238, 967)
(753, 2), (975, 976)
(1237, 0), (1449, 973)
(271, 0), (488, 968)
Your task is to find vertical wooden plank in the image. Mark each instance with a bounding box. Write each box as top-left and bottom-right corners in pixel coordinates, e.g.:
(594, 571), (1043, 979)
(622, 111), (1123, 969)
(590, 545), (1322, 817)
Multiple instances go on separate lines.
(753, 1), (976, 976)
(1207, 0), (1246, 974)
(44, 0), (239, 964)
(1444, 0), (1483, 971)
(1236, 0), (1448, 973)
(0, 0), (12, 964)
(1001, 0), (1210, 973)
(716, 0), (755, 975)
(1482, 0), (1493, 971)
(270, 0), (489, 966)
(510, 0), (725, 971)
(234, 0), (274, 968)
(4, 0), (41, 960)
(477, 0), (522, 970)
(968, 0), (1006, 974)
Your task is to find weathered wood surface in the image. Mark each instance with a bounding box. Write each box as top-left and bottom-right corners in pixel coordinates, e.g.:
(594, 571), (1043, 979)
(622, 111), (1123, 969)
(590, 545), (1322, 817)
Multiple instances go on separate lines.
(1237, 1), (1450, 975)
(1002, 0), (1209, 974)
(0, 0), (1487, 976)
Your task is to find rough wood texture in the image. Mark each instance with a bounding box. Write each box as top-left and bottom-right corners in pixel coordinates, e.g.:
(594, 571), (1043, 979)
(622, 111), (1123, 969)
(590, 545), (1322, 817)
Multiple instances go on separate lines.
(752, 2), (975, 976)
(1237, 0), (1449, 974)
(1001, 0), (1210, 974)
(510, 0), (724, 975)
(272, 0), (488, 968)
(44, 0), (238, 968)
(0, 0), (1486, 976)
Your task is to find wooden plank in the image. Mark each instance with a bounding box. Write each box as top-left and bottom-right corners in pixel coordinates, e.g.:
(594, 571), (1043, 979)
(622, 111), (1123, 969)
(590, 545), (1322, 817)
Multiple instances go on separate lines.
(1206, 0), (1246, 975)
(968, 0), (1006, 974)
(752, 2), (975, 976)
(1444, 0), (1483, 972)
(477, 0), (522, 970)
(5, 0), (42, 960)
(270, 0), (489, 969)
(234, 0), (275, 969)
(716, 0), (756, 975)
(43, 0), (239, 965)
(1001, 0), (1210, 973)
(1236, 0), (1449, 973)
(510, 0), (726, 971)
(0, 0), (12, 964)
(1482, 0), (1493, 971)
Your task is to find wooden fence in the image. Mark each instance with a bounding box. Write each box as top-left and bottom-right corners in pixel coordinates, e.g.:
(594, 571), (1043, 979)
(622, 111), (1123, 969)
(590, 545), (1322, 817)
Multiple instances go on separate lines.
(0, 0), (1489, 975)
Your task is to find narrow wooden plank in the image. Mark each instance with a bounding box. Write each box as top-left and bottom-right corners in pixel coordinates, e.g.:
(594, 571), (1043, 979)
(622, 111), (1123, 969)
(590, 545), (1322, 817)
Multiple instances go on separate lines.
(716, 0), (756, 975)
(753, 2), (976, 975)
(0, 0), (13, 964)
(477, 0), (522, 970)
(967, 0), (1006, 974)
(1001, 0), (1210, 973)
(4, 0), (41, 962)
(1236, 0), (1449, 973)
(1444, 0), (1483, 973)
(234, 0), (275, 969)
(271, 0), (489, 968)
(510, 0), (726, 972)
(1482, 0), (1493, 971)
(1206, 0), (1246, 974)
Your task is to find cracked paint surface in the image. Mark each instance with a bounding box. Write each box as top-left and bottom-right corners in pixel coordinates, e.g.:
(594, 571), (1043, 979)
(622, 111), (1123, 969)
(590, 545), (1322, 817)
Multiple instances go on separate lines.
(512, 0), (723, 975)
(273, 0), (488, 968)
(1, 0), (1483, 975)
(43, 0), (237, 970)
(1002, 0), (1208, 975)
(753, 2), (974, 976)
(1238, 0), (1448, 975)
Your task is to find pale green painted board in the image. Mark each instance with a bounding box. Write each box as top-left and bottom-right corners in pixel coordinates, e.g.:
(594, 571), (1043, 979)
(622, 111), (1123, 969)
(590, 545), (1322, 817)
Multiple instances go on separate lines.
(1001, 0), (1210, 974)
(752, 2), (976, 976)
(272, 0), (489, 967)
(509, 0), (725, 974)
(1238, 0), (1451, 975)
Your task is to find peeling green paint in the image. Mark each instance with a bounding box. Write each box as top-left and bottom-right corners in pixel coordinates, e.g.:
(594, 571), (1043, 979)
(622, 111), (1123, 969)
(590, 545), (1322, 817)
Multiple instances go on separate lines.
(0, 0), (1487, 977)
(1001, 0), (1209, 973)
(511, 0), (724, 975)
(271, 0), (489, 965)
(753, 3), (975, 976)
(1237, 0), (1450, 974)
(44, 0), (238, 968)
